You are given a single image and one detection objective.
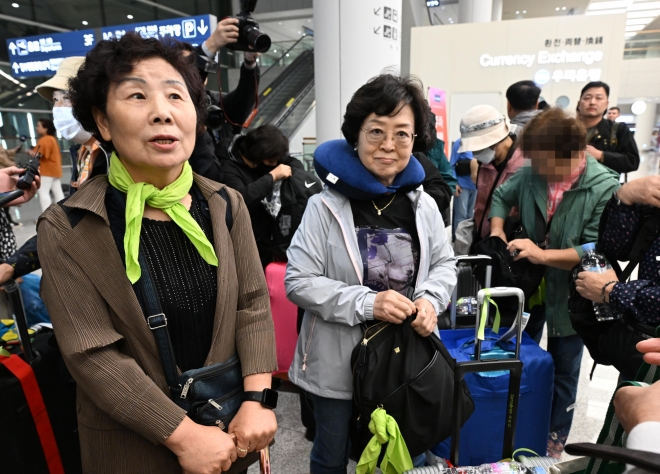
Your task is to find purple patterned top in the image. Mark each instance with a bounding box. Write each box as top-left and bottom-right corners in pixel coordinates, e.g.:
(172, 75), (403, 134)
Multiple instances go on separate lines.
(601, 199), (660, 325)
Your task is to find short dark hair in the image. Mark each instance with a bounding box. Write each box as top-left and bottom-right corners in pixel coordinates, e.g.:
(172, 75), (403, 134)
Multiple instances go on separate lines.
(609, 106), (620, 112)
(506, 80), (541, 112)
(238, 124), (289, 164)
(521, 107), (586, 159)
(580, 81), (610, 98)
(38, 118), (56, 136)
(341, 74), (432, 153)
(69, 32), (207, 147)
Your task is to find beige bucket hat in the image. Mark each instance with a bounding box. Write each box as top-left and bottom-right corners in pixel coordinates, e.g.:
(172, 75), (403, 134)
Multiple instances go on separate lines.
(35, 56), (85, 102)
(458, 104), (511, 153)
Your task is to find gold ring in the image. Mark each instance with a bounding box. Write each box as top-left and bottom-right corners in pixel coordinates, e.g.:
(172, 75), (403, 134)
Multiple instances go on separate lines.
(237, 446), (248, 453)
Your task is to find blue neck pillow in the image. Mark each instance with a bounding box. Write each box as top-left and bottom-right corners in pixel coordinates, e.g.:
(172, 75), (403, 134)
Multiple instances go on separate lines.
(313, 139), (425, 200)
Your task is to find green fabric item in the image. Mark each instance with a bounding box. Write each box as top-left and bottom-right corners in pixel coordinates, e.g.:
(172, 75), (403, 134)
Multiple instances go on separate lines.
(356, 407), (413, 474)
(489, 156), (620, 337)
(108, 152), (218, 284)
(478, 289), (501, 340)
(427, 139), (457, 194)
(528, 278), (546, 310)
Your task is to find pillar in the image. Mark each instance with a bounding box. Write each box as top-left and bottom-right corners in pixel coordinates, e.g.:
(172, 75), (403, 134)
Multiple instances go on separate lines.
(458, 0), (493, 24)
(491, 0), (503, 21)
(313, 0), (403, 144)
(632, 102), (656, 177)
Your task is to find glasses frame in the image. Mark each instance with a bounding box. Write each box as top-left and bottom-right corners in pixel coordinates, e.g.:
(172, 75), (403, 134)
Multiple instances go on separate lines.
(359, 127), (417, 147)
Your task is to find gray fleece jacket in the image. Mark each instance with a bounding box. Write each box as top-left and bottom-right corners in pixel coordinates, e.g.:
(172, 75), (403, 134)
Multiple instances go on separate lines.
(285, 185), (457, 400)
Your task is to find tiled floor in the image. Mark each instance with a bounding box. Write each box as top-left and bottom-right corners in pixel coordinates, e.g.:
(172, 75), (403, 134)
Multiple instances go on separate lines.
(14, 151), (657, 473)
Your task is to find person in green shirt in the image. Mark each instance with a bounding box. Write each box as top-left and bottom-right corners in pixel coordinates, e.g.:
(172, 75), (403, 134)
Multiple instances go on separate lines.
(489, 107), (620, 458)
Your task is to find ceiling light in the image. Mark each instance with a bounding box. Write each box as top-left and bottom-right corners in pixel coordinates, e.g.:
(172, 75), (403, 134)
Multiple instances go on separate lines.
(516, 10), (519, 14)
(278, 22), (282, 25)
(82, 20), (88, 25)
(273, 49), (277, 53)
(626, 24), (645, 30)
(298, 31), (301, 34)
(625, 31), (638, 37)
(556, 7), (560, 10)
(586, 8), (627, 15)
(11, 3), (19, 7)
(127, 14), (133, 19)
(286, 53), (290, 57)
(628, 10), (660, 18)
(562, 6), (566, 10)
(448, 17), (452, 20)
(588, 0), (632, 9)
(628, 2), (660, 11)
(626, 18), (654, 25)
(632, 100), (647, 115)
(523, 10), (527, 13)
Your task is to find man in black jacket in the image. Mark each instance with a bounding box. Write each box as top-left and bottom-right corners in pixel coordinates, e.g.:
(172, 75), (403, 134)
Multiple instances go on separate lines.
(577, 81), (639, 174)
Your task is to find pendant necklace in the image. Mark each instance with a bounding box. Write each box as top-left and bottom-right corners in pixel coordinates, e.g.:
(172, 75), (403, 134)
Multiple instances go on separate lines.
(372, 194), (396, 216)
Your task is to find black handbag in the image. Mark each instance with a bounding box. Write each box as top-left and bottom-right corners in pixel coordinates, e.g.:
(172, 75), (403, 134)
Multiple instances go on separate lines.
(350, 316), (474, 458)
(137, 250), (244, 430)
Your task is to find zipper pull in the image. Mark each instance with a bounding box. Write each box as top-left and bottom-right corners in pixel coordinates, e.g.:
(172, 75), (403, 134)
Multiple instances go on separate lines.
(208, 399), (222, 410)
(180, 377), (194, 399)
(215, 419), (225, 430)
(302, 353), (308, 371)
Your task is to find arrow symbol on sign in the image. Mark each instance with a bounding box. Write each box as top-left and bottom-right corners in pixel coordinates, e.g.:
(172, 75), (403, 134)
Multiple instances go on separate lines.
(12, 63), (19, 74)
(8, 42), (17, 55)
(197, 19), (208, 35)
(374, 7), (381, 15)
(373, 26), (381, 34)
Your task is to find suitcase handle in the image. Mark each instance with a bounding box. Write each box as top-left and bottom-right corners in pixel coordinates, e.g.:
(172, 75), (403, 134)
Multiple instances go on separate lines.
(4, 279), (35, 363)
(475, 287), (524, 360)
(455, 254), (492, 265)
(450, 256), (493, 329)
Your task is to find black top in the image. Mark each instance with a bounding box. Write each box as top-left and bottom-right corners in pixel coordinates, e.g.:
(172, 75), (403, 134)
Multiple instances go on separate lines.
(139, 192), (218, 372)
(221, 153), (305, 267)
(590, 118), (640, 174)
(414, 151), (452, 213)
(351, 192), (420, 297)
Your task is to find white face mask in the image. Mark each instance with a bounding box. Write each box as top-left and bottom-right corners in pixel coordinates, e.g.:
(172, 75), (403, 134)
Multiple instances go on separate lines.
(473, 147), (496, 164)
(52, 106), (93, 144)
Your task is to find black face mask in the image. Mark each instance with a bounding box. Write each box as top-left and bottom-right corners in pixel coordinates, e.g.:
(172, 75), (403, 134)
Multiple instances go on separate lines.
(255, 162), (277, 175)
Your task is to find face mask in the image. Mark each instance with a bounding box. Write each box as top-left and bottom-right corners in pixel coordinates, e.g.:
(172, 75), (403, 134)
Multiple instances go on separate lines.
(473, 147), (496, 164)
(52, 106), (93, 144)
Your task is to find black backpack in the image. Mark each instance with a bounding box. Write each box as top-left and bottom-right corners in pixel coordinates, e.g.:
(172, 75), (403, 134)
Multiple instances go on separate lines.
(350, 316), (474, 459)
(270, 167), (322, 259)
(568, 202), (660, 377)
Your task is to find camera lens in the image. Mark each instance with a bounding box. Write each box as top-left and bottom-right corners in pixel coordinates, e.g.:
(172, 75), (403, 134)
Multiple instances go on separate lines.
(245, 25), (271, 53)
(206, 105), (225, 131)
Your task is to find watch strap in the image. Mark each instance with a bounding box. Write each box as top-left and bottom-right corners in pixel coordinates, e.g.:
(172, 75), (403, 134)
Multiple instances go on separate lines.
(243, 389), (277, 409)
(243, 391), (264, 403)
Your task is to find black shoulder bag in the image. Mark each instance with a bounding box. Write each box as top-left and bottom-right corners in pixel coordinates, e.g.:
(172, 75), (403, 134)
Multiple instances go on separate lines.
(137, 189), (244, 430)
(350, 304), (474, 459)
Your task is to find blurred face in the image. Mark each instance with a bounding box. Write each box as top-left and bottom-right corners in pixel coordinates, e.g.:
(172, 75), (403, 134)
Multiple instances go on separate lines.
(607, 108), (620, 121)
(52, 90), (72, 108)
(35, 121), (47, 136)
(531, 149), (585, 182)
(578, 87), (609, 120)
(93, 57), (197, 181)
(356, 104), (416, 187)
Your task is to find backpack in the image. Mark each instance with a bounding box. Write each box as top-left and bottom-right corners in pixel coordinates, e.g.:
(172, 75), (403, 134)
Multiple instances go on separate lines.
(568, 202), (660, 376)
(270, 167), (322, 260)
(350, 316), (474, 459)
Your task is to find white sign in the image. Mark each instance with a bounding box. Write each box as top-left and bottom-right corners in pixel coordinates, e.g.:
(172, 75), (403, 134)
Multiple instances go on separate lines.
(480, 50), (604, 68)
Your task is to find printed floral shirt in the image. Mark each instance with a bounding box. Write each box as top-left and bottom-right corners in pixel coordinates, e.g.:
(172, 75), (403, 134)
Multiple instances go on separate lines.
(601, 198), (660, 325)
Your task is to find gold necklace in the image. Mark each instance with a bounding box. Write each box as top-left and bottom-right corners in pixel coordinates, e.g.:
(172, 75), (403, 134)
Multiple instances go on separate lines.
(372, 194), (396, 216)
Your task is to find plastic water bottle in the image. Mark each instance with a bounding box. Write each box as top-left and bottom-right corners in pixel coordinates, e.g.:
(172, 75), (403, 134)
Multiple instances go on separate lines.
(403, 461), (532, 474)
(581, 243), (621, 322)
(476, 462), (530, 474)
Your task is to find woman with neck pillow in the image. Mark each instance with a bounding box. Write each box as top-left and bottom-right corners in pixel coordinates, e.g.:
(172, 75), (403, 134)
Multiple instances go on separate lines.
(285, 74), (457, 473)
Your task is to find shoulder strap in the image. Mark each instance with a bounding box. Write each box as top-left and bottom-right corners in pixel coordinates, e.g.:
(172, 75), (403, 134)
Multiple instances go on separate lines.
(189, 185), (233, 232)
(477, 165), (506, 237)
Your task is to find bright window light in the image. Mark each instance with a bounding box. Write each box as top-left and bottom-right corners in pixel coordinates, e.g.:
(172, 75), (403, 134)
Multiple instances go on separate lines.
(625, 32), (638, 37)
(628, 1), (660, 10)
(588, 1), (632, 10)
(586, 8), (627, 15)
(626, 17), (654, 25)
(27, 113), (35, 144)
(625, 24), (645, 31)
(0, 113), (3, 128)
(628, 9), (660, 18)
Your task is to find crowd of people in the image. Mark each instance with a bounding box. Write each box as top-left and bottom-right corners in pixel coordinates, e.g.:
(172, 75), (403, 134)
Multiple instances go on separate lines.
(0, 18), (659, 474)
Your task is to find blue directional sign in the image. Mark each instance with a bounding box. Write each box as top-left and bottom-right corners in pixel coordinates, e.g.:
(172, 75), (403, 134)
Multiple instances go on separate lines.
(6, 14), (217, 79)
(100, 15), (216, 45)
(6, 30), (96, 78)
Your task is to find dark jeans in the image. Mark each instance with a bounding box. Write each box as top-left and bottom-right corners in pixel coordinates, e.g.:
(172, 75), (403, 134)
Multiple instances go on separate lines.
(524, 305), (584, 448)
(309, 393), (353, 474)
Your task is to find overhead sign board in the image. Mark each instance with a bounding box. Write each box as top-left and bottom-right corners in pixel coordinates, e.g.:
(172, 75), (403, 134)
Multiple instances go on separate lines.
(6, 14), (217, 79)
(6, 30), (96, 78)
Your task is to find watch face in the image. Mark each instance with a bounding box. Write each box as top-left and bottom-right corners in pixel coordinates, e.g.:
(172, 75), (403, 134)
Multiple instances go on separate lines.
(263, 389), (278, 408)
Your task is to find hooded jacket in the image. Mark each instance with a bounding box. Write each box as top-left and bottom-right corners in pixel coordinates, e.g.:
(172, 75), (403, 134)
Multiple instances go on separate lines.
(490, 156), (620, 336)
(285, 185), (456, 399)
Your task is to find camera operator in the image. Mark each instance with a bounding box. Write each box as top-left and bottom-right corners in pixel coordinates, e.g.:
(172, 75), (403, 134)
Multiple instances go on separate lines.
(187, 17), (262, 182)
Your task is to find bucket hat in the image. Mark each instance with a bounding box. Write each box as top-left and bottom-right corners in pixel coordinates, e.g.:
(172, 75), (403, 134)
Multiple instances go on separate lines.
(458, 105), (511, 152)
(36, 56), (85, 102)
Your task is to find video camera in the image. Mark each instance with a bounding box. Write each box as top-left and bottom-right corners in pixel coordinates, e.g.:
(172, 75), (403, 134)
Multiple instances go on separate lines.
(226, 0), (271, 53)
(17, 149), (41, 191)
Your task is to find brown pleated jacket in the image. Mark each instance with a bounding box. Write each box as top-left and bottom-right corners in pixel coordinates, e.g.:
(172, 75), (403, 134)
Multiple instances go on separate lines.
(37, 174), (278, 473)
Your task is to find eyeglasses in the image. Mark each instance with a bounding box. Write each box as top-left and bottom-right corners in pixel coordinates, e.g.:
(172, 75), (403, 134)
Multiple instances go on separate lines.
(360, 127), (416, 147)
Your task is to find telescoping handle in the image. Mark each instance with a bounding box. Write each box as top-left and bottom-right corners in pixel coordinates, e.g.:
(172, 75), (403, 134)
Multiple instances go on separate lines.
(4, 279), (35, 363)
(475, 287), (524, 360)
(450, 255), (492, 329)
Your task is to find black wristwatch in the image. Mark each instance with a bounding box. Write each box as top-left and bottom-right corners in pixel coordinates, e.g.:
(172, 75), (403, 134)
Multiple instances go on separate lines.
(243, 389), (278, 409)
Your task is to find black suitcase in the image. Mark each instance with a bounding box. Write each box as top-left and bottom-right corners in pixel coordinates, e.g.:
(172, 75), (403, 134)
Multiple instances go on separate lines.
(439, 255), (493, 329)
(0, 279), (81, 474)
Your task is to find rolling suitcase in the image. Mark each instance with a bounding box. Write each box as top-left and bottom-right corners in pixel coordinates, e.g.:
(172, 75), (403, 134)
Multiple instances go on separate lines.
(0, 279), (81, 474)
(265, 262), (298, 376)
(434, 287), (554, 466)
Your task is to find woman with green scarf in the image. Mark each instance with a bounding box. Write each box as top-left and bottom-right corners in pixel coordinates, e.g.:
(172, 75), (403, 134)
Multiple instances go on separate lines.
(37, 33), (277, 474)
